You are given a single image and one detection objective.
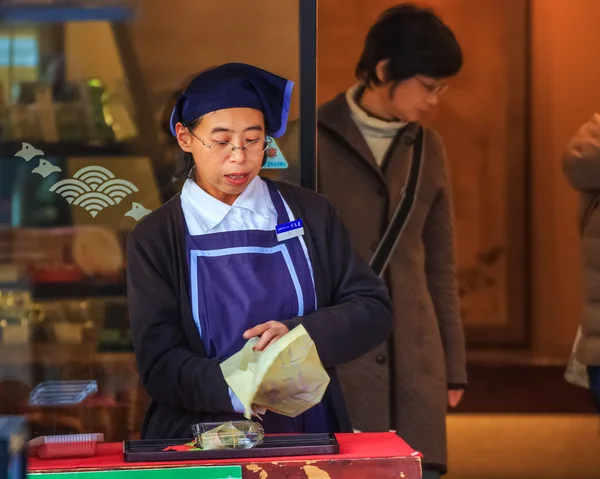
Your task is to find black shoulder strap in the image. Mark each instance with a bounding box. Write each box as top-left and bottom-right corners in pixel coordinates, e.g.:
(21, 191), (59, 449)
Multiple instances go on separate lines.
(369, 126), (424, 276)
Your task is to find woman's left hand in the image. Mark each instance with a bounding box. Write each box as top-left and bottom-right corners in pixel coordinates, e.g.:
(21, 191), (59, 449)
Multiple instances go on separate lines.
(448, 389), (465, 408)
(243, 321), (289, 351)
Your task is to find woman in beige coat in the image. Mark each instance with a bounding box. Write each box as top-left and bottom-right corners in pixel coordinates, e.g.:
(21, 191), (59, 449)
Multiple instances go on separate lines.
(562, 113), (600, 411)
(280, 4), (467, 477)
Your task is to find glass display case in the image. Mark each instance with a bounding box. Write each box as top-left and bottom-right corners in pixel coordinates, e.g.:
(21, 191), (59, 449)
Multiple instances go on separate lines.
(0, 0), (317, 441)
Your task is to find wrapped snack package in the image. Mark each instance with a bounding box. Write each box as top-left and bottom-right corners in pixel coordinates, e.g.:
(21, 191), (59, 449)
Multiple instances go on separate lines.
(220, 325), (330, 419)
(192, 421), (264, 451)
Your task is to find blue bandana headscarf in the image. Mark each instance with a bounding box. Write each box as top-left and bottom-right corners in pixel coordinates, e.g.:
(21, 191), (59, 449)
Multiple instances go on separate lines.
(169, 63), (294, 139)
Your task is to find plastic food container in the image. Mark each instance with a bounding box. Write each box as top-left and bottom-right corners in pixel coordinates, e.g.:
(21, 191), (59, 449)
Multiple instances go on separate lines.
(28, 433), (104, 459)
(191, 421), (264, 451)
(28, 380), (98, 406)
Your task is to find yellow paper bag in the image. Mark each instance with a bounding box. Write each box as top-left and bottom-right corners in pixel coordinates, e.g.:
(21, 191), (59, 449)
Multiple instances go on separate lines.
(220, 325), (330, 419)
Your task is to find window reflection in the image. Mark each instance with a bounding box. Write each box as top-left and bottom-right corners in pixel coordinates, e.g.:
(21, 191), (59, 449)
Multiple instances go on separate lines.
(0, 20), (156, 442)
(0, 0), (303, 443)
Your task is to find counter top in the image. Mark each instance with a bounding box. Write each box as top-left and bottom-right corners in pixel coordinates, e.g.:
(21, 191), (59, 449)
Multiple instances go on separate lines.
(28, 432), (423, 478)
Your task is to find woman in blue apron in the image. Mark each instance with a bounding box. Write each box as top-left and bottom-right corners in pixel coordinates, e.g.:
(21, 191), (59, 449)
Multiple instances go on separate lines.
(127, 63), (394, 439)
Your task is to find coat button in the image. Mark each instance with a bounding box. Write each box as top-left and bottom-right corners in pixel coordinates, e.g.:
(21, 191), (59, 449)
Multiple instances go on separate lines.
(405, 137), (415, 146)
(371, 242), (379, 252)
(376, 355), (387, 365)
(378, 187), (386, 196)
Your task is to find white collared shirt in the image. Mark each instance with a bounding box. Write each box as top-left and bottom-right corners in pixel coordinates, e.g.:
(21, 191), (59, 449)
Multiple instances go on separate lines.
(181, 175), (279, 235)
(181, 175), (312, 277)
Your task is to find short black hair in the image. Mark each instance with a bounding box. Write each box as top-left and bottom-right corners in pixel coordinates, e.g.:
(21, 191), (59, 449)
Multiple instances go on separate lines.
(356, 3), (463, 87)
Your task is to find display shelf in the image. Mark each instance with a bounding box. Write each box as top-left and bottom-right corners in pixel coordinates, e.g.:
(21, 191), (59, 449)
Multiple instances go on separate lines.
(32, 281), (125, 300)
(0, 3), (136, 23)
(0, 140), (143, 158)
(0, 345), (134, 365)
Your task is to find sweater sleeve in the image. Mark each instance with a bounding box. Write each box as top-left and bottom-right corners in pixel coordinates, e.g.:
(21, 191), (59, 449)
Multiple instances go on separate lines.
(126, 232), (235, 414)
(422, 140), (468, 388)
(282, 201), (394, 368)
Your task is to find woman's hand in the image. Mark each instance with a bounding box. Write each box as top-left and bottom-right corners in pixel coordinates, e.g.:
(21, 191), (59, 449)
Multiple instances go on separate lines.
(448, 389), (465, 408)
(243, 321), (289, 351)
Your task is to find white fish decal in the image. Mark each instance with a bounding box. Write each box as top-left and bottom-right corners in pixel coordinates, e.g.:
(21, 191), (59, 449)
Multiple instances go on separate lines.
(125, 202), (152, 221)
(32, 159), (61, 178)
(15, 142), (44, 162)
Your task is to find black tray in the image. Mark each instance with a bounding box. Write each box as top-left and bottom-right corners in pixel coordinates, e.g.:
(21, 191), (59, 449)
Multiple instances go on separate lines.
(123, 433), (339, 462)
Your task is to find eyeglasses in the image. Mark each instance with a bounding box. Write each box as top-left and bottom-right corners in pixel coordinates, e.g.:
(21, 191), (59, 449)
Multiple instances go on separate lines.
(187, 128), (271, 158)
(415, 77), (448, 95)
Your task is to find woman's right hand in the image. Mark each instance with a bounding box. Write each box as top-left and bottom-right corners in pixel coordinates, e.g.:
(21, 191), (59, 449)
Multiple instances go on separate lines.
(243, 321), (289, 351)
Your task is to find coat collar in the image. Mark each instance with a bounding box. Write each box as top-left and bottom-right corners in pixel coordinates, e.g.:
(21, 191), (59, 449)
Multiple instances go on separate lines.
(318, 93), (421, 186)
(319, 93), (381, 175)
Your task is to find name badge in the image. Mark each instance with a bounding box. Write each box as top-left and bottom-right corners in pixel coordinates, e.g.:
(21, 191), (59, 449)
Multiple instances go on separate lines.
(276, 219), (304, 242)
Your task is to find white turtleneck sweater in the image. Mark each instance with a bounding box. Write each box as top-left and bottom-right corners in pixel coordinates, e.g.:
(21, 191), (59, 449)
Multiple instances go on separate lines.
(345, 83), (407, 166)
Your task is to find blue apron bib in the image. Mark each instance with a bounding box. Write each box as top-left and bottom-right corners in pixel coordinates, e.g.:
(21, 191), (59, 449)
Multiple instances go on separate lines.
(185, 179), (334, 433)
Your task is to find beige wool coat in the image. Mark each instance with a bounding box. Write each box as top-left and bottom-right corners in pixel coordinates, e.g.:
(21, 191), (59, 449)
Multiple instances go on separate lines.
(563, 113), (600, 367)
(278, 94), (467, 473)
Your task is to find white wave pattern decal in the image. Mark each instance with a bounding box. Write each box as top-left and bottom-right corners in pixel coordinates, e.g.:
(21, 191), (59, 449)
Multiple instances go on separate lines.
(50, 166), (139, 217)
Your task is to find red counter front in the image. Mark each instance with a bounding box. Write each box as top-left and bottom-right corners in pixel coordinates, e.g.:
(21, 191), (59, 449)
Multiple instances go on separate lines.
(28, 432), (423, 478)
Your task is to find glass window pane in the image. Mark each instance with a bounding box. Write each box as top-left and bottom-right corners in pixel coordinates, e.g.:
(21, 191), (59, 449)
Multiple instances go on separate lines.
(0, 0), (307, 443)
(131, 0), (302, 186)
